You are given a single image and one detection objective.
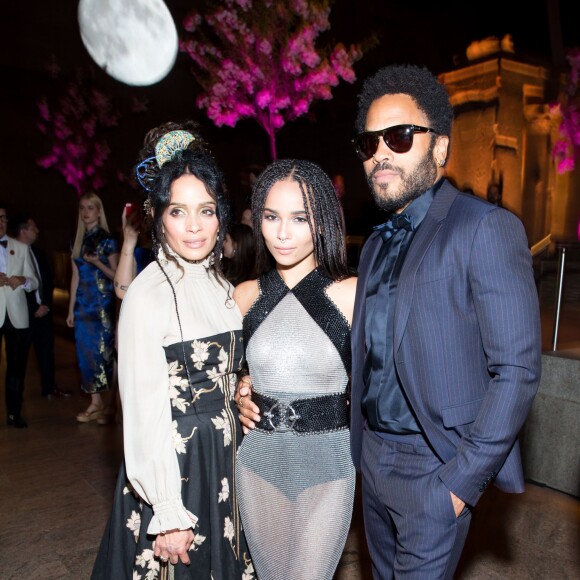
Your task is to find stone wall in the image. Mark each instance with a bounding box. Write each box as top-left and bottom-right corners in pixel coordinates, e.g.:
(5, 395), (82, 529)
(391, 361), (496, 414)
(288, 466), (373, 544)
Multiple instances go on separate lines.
(521, 352), (580, 497)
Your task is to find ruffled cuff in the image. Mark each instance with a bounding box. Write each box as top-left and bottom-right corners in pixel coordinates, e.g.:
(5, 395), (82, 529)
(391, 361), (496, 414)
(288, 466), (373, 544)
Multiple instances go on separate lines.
(147, 498), (199, 535)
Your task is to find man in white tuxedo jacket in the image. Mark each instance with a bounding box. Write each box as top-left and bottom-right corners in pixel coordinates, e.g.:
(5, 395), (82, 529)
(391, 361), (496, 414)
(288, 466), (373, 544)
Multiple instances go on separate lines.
(0, 204), (38, 428)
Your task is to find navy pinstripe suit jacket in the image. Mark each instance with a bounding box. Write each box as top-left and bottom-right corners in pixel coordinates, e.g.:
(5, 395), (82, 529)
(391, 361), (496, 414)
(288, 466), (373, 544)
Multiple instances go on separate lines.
(350, 180), (542, 507)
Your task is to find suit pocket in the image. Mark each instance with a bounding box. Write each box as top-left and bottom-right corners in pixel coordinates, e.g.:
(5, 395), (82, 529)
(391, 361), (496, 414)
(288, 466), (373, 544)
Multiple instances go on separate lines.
(415, 263), (454, 286)
(441, 398), (483, 428)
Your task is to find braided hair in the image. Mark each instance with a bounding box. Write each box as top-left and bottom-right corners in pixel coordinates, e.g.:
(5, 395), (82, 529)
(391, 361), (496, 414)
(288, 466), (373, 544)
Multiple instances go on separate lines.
(251, 159), (350, 281)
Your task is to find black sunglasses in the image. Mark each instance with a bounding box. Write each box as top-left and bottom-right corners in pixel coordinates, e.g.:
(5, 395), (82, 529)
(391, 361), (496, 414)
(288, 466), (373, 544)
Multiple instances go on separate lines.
(352, 124), (439, 161)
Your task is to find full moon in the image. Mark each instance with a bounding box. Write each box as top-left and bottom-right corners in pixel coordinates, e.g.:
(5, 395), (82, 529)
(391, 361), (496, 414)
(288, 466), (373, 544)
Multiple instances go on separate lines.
(78, 0), (178, 86)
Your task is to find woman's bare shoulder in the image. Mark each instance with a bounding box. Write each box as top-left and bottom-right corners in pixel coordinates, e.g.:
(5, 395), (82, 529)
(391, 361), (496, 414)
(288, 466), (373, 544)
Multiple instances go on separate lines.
(233, 279), (260, 317)
(326, 276), (357, 325)
(332, 275), (357, 295)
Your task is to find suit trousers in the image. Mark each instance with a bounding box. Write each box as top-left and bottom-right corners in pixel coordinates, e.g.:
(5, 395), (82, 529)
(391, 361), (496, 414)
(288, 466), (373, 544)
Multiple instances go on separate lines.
(361, 427), (472, 579)
(1, 316), (29, 417)
(26, 312), (56, 396)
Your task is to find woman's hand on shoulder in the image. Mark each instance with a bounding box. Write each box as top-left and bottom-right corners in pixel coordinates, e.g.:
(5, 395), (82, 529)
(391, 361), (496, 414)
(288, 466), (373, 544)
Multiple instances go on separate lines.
(232, 279), (259, 317)
(326, 276), (357, 326)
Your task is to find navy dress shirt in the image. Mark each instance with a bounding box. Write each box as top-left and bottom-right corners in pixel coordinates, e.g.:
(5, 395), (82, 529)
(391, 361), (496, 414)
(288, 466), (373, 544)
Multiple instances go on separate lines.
(362, 179), (443, 434)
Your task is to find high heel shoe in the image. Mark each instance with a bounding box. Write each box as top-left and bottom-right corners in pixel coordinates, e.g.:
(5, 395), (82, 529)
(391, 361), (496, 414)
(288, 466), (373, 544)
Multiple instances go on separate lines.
(96, 410), (114, 425)
(76, 407), (104, 423)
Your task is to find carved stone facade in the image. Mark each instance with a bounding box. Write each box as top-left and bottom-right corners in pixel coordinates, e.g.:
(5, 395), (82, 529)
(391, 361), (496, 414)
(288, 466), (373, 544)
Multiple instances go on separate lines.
(439, 55), (579, 246)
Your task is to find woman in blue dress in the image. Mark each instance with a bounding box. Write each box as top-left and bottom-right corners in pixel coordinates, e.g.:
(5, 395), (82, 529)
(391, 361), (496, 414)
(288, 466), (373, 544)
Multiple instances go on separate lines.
(66, 192), (119, 422)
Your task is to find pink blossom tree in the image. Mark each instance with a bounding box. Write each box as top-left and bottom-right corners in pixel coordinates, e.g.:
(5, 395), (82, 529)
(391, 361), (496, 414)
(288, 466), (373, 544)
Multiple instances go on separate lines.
(551, 48), (580, 174)
(37, 66), (147, 196)
(180, 0), (363, 159)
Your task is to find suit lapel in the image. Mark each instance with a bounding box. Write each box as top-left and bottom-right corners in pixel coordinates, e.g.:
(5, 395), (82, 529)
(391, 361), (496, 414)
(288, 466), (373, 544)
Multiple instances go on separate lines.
(352, 231), (383, 360)
(393, 181), (459, 352)
(354, 232), (382, 327)
(5, 239), (14, 275)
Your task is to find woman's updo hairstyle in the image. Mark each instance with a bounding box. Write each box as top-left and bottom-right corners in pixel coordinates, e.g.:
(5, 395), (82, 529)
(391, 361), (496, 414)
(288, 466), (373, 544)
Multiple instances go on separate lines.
(135, 120), (231, 277)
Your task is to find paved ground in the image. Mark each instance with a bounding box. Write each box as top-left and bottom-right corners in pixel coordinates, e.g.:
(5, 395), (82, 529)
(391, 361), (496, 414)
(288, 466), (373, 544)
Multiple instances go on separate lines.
(0, 263), (578, 579)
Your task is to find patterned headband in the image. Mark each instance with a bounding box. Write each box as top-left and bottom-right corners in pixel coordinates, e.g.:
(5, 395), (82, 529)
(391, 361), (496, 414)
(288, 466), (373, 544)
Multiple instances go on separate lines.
(155, 131), (195, 166)
(136, 130), (196, 192)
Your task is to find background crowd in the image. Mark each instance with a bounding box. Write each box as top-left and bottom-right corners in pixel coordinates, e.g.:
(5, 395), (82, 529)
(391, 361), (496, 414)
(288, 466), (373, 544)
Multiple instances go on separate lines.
(0, 185), (260, 429)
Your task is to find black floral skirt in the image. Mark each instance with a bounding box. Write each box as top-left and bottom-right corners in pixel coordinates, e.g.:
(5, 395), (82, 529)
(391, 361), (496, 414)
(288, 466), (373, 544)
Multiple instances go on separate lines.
(91, 393), (254, 580)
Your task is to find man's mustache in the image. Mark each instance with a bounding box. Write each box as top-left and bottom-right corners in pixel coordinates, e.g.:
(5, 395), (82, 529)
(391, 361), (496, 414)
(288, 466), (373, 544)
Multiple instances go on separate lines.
(370, 163), (399, 178)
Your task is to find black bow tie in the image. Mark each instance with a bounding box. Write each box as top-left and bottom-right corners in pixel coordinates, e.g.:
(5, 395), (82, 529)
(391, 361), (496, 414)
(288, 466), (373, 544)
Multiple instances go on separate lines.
(373, 214), (414, 241)
(0, 240), (7, 248)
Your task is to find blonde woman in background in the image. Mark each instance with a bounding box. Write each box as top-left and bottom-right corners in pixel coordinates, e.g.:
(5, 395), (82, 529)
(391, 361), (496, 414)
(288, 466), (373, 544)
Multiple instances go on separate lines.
(67, 192), (119, 422)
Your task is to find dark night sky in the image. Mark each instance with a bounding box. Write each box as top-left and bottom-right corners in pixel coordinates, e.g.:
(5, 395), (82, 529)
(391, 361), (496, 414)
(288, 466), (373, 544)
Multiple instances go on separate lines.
(1, 0), (578, 249)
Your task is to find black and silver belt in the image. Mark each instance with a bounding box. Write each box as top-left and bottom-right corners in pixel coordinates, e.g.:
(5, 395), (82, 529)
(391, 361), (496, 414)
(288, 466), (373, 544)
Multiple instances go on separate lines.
(253, 390), (348, 434)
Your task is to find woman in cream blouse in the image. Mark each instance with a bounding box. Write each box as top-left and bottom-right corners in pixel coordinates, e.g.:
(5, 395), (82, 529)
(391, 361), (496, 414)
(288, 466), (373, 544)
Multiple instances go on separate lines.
(91, 122), (254, 580)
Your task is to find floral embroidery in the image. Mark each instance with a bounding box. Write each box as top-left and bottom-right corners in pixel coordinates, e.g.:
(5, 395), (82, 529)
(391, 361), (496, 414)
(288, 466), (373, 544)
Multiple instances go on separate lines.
(168, 361), (188, 388)
(206, 366), (224, 385)
(242, 558), (256, 580)
(172, 420), (197, 454)
(123, 483), (143, 507)
(217, 347), (228, 373)
(205, 347), (229, 391)
(211, 409), (232, 446)
(224, 516), (234, 543)
(226, 374), (237, 400)
(126, 510), (141, 542)
(104, 331), (250, 577)
(191, 532), (207, 550)
(191, 339), (210, 370)
(218, 477), (229, 502)
(135, 548), (159, 579)
(168, 360), (190, 413)
(171, 392), (189, 414)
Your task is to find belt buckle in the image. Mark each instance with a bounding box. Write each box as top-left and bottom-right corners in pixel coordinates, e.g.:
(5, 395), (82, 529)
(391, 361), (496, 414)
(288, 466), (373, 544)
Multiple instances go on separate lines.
(264, 401), (299, 432)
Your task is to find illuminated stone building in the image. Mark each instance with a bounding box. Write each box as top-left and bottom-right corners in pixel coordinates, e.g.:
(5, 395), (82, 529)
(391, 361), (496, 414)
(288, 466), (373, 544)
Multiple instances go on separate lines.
(440, 37), (580, 247)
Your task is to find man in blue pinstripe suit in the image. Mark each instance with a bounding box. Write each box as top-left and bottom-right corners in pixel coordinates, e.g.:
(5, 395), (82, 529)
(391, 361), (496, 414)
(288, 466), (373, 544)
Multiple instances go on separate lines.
(349, 65), (542, 578)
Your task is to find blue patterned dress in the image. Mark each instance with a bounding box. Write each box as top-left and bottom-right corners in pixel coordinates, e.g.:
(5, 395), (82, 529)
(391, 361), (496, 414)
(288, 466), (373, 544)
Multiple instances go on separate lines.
(73, 226), (118, 394)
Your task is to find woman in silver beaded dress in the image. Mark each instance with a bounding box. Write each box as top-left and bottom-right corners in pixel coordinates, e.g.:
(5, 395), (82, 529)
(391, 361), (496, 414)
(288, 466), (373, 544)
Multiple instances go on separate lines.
(91, 123), (254, 580)
(233, 160), (357, 580)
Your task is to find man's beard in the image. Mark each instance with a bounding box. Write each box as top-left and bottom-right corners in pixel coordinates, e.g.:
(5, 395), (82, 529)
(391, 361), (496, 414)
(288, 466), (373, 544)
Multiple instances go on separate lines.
(366, 142), (438, 213)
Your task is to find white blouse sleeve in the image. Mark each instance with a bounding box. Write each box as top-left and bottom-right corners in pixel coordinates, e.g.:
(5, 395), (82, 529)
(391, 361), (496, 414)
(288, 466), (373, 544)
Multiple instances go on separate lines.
(117, 276), (197, 535)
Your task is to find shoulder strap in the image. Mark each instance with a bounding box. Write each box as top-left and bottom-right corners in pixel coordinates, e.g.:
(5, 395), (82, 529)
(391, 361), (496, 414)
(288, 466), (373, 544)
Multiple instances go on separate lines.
(243, 268), (351, 374)
(292, 269), (351, 374)
(243, 269), (288, 348)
